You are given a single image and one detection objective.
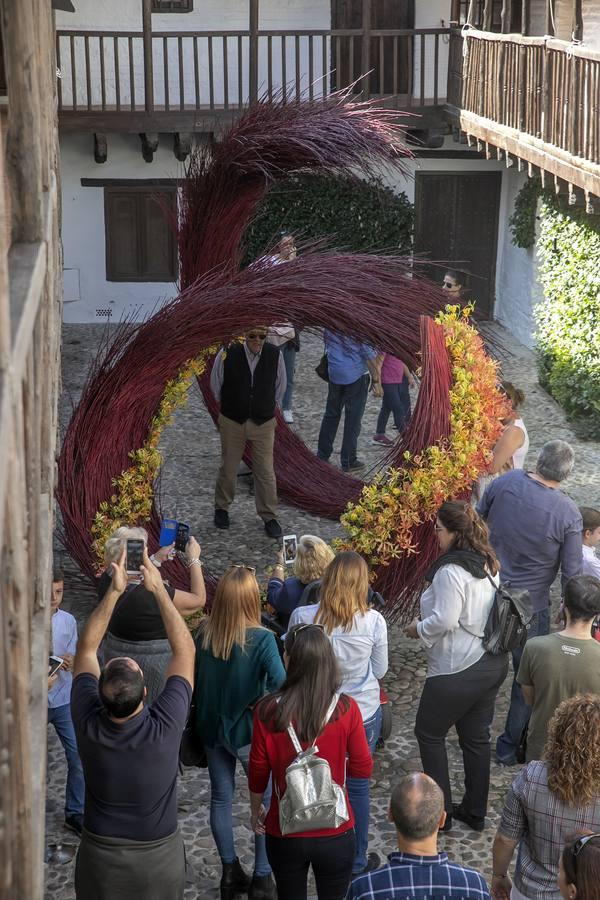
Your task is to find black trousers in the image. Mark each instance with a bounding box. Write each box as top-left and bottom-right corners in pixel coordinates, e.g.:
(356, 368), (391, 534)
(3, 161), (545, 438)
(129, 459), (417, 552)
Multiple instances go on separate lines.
(414, 652), (508, 821)
(266, 830), (355, 900)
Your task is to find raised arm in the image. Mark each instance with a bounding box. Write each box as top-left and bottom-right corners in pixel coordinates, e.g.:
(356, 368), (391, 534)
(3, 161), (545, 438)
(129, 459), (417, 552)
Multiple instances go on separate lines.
(173, 535), (206, 613)
(74, 549), (127, 678)
(140, 550), (195, 687)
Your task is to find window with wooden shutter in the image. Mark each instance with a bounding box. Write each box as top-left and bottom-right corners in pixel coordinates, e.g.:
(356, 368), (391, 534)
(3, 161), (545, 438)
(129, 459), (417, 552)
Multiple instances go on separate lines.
(104, 187), (177, 282)
(151, 0), (193, 11)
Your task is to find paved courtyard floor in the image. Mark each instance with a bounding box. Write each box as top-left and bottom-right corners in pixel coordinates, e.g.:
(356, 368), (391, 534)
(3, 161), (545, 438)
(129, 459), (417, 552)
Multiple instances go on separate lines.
(45, 322), (600, 899)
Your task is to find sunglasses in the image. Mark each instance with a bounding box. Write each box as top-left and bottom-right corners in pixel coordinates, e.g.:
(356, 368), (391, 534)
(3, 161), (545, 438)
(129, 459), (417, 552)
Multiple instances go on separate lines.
(247, 332), (267, 340)
(442, 281), (457, 288)
(571, 833), (600, 870)
(229, 564), (257, 574)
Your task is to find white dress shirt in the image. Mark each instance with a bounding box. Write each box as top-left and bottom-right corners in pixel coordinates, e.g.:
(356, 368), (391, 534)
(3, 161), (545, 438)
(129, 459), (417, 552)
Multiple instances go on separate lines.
(210, 342), (287, 407)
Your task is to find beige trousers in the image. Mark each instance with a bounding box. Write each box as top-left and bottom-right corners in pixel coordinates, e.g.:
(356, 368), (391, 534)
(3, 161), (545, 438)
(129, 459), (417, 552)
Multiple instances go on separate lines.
(215, 414), (278, 521)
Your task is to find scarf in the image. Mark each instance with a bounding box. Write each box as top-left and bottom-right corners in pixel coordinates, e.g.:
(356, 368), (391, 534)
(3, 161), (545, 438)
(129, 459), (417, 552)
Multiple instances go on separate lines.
(425, 549), (487, 584)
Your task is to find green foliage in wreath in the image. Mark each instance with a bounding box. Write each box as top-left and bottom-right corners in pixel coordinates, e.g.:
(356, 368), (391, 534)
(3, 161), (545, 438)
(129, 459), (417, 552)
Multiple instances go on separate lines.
(242, 172), (413, 264)
(509, 176), (542, 249)
(534, 196), (600, 438)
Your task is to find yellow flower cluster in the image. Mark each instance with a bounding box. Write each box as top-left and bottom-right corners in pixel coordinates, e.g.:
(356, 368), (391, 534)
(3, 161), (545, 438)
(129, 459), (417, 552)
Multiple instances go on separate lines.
(339, 306), (509, 566)
(90, 353), (212, 568)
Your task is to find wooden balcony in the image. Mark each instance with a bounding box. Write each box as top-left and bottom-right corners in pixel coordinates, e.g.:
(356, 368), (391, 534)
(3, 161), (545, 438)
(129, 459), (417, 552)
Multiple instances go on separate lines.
(447, 27), (600, 201)
(55, 26), (450, 133)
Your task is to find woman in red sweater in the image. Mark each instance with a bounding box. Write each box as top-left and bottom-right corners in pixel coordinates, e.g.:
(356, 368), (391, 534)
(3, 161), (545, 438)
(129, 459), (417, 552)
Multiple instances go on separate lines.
(249, 623), (373, 900)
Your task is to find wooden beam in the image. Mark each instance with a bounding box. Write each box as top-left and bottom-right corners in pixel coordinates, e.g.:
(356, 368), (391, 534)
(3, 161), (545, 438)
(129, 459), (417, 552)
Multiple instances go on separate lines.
(142, 0), (154, 114)
(0, 115), (9, 374)
(94, 133), (108, 164)
(139, 132), (159, 162)
(361, 0), (372, 100)
(0, 0), (43, 242)
(248, 0), (259, 103)
(173, 132), (191, 161)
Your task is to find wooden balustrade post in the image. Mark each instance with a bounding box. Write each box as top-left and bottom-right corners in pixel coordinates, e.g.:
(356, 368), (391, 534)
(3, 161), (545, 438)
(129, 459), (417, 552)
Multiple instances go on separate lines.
(545, 0), (555, 36)
(501, 0), (513, 32)
(142, 0), (154, 114)
(361, 0), (372, 100)
(521, 0), (530, 35)
(249, 0), (259, 104)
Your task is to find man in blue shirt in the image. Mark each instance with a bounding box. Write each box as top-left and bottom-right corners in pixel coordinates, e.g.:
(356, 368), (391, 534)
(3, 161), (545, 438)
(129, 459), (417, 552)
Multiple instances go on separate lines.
(347, 773), (490, 899)
(477, 439), (583, 765)
(48, 567), (85, 835)
(317, 330), (381, 472)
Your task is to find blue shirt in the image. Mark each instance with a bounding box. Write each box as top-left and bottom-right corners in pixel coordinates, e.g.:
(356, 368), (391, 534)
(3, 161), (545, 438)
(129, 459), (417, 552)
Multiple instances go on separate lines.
(48, 608), (78, 709)
(324, 330), (377, 385)
(266, 575), (307, 628)
(346, 851), (490, 900)
(477, 469), (582, 612)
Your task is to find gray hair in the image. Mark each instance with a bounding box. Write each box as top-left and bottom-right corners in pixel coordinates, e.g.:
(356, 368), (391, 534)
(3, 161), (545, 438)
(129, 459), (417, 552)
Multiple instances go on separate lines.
(104, 526), (148, 564)
(390, 774), (444, 839)
(535, 440), (575, 483)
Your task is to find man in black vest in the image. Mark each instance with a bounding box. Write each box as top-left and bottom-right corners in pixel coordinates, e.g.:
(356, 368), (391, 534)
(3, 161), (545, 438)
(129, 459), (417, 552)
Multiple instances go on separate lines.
(210, 327), (286, 537)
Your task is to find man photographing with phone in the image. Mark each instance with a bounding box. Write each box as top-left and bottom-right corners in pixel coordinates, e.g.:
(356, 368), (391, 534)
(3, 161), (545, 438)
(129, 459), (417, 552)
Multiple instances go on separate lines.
(70, 548), (195, 900)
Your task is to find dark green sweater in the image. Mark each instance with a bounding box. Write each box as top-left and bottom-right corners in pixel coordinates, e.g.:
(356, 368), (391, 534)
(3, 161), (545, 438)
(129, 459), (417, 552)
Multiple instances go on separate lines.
(194, 627), (285, 750)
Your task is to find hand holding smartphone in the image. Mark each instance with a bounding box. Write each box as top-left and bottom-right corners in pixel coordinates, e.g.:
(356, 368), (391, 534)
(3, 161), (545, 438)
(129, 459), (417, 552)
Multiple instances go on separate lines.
(126, 539), (145, 575)
(48, 655), (64, 678)
(283, 534), (298, 564)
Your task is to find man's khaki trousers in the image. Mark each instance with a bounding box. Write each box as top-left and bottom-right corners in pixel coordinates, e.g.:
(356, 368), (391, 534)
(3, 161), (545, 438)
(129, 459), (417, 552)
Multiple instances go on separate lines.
(215, 414), (278, 521)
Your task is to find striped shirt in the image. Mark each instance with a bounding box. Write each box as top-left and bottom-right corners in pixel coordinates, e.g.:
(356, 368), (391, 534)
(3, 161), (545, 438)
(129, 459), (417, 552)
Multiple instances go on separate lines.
(346, 851), (490, 899)
(499, 761), (600, 900)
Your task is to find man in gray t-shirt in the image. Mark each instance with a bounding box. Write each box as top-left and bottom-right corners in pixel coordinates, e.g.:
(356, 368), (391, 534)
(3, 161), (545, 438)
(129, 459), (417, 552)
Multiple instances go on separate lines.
(518, 574), (600, 761)
(477, 440), (583, 764)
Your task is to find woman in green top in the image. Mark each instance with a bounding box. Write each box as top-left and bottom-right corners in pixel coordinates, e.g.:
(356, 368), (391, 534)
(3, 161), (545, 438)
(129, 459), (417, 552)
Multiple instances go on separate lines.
(195, 565), (285, 900)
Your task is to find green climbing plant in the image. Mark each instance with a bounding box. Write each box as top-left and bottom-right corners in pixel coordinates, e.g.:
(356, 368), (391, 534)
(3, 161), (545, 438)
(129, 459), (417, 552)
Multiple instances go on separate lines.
(509, 175), (542, 249)
(534, 196), (600, 437)
(242, 172), (413, 264)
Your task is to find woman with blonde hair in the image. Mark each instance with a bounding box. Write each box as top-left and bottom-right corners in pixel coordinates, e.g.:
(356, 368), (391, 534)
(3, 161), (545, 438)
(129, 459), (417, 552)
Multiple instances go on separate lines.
(194, 565), (285, 900)
(98, 525), (205, 700)
(267, 535), (335, 629)
(492, 695), (600, 900)
(288, 550), (388, 877)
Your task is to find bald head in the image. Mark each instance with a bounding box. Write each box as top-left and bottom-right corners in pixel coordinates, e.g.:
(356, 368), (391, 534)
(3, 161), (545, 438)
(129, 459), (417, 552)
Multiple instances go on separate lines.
(390, 774), (444, 840)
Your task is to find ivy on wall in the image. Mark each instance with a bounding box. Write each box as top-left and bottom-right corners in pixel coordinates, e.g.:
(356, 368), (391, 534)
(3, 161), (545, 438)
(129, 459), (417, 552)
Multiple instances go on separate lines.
(534, 197), (600, 437)
(509, 175), (542, 249)
(242, 172), (413, 264)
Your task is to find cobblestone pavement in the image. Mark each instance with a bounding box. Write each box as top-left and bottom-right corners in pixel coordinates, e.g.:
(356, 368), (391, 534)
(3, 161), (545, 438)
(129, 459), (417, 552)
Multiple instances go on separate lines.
(45, 322), (600, 899)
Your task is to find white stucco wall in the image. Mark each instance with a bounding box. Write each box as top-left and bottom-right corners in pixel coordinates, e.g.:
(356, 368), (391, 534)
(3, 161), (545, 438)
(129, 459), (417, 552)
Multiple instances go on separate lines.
(493, 169), (544, 348)
(61, 132), (186, 324)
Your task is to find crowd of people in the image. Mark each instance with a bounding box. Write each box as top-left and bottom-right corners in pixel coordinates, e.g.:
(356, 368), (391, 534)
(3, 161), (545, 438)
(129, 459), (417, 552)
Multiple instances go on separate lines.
(47, 244), (600, 898)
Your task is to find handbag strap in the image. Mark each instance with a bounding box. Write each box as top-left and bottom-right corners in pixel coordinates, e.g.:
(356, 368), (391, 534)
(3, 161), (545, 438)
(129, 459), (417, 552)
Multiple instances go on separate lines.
(286, 693), (339, 754)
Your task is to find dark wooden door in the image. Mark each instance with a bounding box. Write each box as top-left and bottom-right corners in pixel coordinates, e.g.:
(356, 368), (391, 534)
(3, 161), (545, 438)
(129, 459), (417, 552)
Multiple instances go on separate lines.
(331, 0), (414, 95)
(414, 171), (502, 318)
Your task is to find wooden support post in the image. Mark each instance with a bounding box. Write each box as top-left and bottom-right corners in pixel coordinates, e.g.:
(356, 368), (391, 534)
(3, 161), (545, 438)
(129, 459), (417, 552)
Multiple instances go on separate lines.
(361, 0), (372, 100)
(545, 0), (555, 36)
(572, 0), (583, 42)
(173, 132), (191, 161)
(142, 0), (154, 114)
(249, 0), (259, 104)
(139, 132), (159, 162)
(94, 134), (108, 164)
(483, 0), (493, 32)
(568, 182), (577, 204)
(0, 0), (43, 242)
(521, 0), (530, 35)
(501, 0), (513, 32)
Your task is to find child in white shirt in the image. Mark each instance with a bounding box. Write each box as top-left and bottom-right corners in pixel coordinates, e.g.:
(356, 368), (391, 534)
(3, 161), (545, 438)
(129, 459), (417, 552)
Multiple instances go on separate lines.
(581, 506), (600, 580)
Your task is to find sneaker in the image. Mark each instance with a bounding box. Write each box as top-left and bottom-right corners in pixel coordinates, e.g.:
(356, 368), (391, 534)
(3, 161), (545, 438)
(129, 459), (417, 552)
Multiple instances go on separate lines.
(264, 519), (283, 539)
(453, 803), (485, 832)
(372, 433), (393, 446)
(282, 409), (294, 424)
(342, 459), (366, 473)
(354, 852), (381, 877)
(214, 508), (230, 529)
(64, 814), (83, 837)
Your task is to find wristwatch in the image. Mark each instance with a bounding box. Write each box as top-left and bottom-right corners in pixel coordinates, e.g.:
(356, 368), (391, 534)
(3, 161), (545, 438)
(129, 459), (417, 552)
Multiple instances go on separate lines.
(186, 558), (202, 569)
(149, 554), (162, 568)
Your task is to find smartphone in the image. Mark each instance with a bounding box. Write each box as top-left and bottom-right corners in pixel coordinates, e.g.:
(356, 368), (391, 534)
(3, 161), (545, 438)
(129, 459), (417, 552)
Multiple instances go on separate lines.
(48, 655), (64, 677)
(126, 539), (145, 575)
(175, 523), (190, 553)
(159, 518), (178, 547)
(283, 534), (298, 565)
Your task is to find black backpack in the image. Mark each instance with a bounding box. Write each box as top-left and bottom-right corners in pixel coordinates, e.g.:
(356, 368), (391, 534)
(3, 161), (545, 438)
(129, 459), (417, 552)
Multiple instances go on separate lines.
(482, 573), (533, 655)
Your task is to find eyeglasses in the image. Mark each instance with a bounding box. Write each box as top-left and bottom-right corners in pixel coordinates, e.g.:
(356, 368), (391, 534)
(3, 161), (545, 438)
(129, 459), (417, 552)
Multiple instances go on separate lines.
(571, 833), (600, 870)
(229, 564), (257, 574)
(247, 332), (267, 341)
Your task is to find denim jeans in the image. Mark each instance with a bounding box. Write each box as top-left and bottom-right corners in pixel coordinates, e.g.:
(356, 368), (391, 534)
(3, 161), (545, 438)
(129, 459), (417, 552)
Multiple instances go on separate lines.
(347, 705), (382, 873)
(206, 742), (272, 876)
(282, 341), (296, 411)
(495, 608), (551, 764)
(317, 374), (369, 469)
(48, 702), (85, 818)
(376, 378), (411, 435)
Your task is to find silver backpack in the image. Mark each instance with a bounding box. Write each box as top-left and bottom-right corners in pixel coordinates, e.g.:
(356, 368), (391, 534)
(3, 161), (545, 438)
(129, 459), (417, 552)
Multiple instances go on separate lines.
(277, 695), (350, 835)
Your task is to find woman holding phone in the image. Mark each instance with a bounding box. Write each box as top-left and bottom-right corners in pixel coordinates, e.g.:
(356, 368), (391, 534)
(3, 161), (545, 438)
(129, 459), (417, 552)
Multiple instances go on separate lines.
(97, 525), (205, 701)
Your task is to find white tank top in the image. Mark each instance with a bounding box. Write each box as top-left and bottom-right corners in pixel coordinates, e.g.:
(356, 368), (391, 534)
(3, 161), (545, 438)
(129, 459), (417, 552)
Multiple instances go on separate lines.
(512, 418), (529, 469)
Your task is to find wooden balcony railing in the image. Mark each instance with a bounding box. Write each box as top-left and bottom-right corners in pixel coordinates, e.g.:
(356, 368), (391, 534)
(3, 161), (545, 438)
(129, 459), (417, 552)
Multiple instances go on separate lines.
(448, 28), (600, 197)
(56, 26), (450, 130)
